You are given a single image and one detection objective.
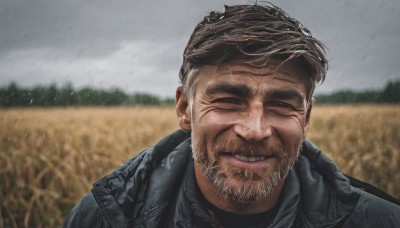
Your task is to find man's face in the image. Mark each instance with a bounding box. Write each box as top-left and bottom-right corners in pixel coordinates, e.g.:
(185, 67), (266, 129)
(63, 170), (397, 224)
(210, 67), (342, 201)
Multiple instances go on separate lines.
(188, 60), (311, 203)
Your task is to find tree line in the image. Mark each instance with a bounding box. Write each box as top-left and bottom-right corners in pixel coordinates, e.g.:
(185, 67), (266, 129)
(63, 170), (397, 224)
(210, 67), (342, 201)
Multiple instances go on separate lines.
(0, 83), (174, 107)
(314, 80), (400, 104)
(0, 80), (399, 107)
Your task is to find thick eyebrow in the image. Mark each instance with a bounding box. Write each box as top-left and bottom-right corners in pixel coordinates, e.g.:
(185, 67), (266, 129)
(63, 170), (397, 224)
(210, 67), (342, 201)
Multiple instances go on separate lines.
(269, 89), (306, 105)
(205, 83), (252, 98)
(223, 70), (273, 77)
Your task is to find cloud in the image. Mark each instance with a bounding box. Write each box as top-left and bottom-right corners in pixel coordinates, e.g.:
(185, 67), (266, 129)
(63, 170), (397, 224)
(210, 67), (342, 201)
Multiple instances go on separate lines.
(0, 0), (232, 57)
(0, 0), (399, 96)
(0, 40), (185, 97)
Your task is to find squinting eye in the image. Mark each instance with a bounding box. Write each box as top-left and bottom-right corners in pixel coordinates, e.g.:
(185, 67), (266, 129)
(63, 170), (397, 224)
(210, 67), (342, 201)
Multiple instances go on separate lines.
(216, 98), (240, 104)
(271, 102), (293, 109)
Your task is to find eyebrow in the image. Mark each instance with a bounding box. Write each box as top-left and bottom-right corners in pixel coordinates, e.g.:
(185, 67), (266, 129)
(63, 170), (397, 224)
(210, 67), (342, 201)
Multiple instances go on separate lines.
(222, 70), (274, 77)
(269, 89), (305, 105)
(205, 83), (306, 105)
(205, 83), (252, 98)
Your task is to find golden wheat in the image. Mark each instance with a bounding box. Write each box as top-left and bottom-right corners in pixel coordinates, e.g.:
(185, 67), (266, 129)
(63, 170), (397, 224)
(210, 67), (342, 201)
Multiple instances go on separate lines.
(0, 107), (179, 227)
(308, 105), (400, 196)
(0, 105), (398, 227)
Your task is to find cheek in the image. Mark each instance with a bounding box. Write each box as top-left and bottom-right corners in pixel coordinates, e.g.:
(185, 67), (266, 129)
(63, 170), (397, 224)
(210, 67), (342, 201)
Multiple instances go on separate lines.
(194, 109), (238, 130)
(270, 117), (306, 147)
(192, 111), (237, 158)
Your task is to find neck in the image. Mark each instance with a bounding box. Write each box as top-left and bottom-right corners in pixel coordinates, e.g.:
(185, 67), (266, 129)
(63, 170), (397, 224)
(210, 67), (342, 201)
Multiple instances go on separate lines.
(194, 162), (285, 214)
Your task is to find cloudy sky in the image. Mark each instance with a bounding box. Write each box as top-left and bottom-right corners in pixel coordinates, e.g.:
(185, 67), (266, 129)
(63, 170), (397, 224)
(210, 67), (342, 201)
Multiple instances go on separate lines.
(1, 0), (399, 98)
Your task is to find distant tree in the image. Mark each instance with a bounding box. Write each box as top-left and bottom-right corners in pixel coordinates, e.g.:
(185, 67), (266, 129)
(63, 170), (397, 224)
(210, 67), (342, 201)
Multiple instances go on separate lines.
(43, 84), (58, 106)
(59, 83), (77, 106)
(161, 97), (175, 106)
(315, 91), (357, 104)
(355, 91), (380, 103)
(103, 89), (127, 105)
(1, 82), (21, 106)
(380, 81), (400, 103)
(132, 93), (161, 105)
(76, 88), (99, 105)
(30, 86), (47, 106)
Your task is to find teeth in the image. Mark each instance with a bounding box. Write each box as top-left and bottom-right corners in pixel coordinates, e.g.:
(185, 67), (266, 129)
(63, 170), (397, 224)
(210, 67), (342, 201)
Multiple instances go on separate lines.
(233, 154), (266, 162)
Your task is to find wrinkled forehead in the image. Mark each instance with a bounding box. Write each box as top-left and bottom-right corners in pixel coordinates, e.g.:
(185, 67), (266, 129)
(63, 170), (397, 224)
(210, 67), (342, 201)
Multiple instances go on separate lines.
(213, 59), (311, 84)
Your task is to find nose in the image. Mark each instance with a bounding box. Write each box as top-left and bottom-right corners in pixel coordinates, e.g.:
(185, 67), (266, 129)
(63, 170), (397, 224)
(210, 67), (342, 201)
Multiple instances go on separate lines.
(234, 104), (272, 143)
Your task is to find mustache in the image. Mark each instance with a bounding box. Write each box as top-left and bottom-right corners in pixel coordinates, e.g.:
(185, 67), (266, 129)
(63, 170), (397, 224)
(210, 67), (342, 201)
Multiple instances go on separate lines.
(212, 138), (285, 157)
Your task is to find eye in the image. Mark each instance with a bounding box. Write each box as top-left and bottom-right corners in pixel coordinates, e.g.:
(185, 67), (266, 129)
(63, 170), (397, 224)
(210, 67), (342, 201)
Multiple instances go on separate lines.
(213, 97), (244, 110)
(270, 101), (294, 109)
(215, 97), (241, 104)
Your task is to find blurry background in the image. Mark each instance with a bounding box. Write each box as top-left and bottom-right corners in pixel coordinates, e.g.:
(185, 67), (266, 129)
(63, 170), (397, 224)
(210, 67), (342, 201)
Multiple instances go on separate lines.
(1, 0), (399, 98)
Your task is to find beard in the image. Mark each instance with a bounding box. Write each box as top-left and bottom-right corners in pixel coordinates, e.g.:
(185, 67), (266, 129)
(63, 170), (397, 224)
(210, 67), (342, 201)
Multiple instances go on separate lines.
(191, 133), (302, 204)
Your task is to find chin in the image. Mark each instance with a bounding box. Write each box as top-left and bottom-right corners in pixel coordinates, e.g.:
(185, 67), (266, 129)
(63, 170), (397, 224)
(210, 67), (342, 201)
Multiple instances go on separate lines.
(207, 163), (284, 203)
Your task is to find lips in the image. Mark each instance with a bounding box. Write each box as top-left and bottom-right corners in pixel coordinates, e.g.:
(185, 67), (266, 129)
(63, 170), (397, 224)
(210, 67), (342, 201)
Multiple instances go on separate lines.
(233, 154), (267, 162)
(218, 152), (275, 170)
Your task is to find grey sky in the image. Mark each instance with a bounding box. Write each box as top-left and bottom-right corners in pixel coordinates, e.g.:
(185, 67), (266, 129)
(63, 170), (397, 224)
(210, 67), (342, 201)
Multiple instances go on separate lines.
(0, 0), (399, 98)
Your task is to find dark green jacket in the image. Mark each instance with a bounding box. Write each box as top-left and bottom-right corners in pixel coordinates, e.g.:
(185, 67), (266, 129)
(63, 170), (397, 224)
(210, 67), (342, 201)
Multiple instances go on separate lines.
(63, 130), (400, 227)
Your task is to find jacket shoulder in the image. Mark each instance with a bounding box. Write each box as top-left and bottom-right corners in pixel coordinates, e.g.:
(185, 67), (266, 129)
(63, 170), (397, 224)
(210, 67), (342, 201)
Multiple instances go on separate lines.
(63, 192), (111, 228)
(301, 140), (400, 227)
(343, 189), (400, 227)
(63, 129), (191, 228)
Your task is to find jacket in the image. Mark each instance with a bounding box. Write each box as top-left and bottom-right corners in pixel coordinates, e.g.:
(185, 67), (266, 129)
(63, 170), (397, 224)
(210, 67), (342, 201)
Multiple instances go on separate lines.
(63, 129), (400, 227)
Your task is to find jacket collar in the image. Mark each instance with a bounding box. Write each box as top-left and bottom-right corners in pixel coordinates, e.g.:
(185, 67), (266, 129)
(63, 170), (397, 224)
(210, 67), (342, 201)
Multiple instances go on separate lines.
(297, 141), (360, 227)
(177, 140), (360, 227)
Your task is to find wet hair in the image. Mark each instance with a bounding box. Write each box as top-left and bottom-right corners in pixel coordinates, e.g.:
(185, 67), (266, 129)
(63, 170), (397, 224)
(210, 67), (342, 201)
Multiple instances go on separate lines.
(179, 3), (328, 104)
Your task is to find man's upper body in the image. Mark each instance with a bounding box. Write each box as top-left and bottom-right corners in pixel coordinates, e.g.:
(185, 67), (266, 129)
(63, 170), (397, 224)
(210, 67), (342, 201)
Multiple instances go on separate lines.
(64, 3), (400, 227)
(64, 130), (400, 227)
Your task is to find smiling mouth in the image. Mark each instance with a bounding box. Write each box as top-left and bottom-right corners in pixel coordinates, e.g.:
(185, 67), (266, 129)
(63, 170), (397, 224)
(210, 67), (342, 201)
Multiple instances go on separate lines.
(233, 154), (267, 162)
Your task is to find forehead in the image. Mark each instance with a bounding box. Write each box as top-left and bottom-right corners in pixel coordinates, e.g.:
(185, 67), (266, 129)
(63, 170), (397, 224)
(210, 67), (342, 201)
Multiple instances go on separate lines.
(196, 60), (310, 93)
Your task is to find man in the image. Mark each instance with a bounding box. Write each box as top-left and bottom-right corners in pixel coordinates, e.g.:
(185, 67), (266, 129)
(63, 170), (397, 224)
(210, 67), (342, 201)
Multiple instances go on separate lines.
(64, 3), (400, 227)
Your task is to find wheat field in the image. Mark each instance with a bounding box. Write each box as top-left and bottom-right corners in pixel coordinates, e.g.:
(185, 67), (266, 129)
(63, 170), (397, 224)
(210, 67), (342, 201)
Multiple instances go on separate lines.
(0, 105), (399, 227)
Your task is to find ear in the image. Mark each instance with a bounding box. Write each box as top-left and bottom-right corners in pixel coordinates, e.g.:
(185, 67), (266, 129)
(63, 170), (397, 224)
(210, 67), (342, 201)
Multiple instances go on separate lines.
(303, 100), (313, 135)
(175, 87), (192, 131)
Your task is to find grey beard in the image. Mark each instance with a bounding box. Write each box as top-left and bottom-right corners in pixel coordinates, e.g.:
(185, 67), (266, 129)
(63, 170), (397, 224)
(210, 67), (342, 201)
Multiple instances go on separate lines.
(191, 136), (301, 203)
(203, 161), (283, 203)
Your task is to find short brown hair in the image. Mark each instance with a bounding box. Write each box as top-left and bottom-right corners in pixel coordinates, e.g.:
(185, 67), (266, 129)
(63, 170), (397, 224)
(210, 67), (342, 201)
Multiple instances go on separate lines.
(179, 3), (328, 102)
